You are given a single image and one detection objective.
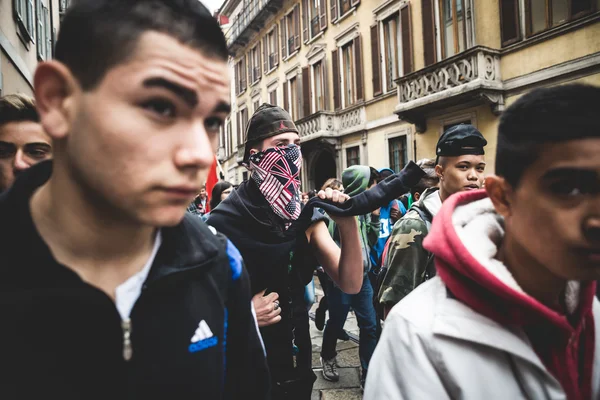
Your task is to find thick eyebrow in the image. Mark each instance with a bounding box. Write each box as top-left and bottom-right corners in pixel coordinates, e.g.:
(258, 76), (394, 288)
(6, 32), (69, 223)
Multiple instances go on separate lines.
(213, 101), (231, 115)
(143, 77), (198, 107)
(24, 143), (52, 151)
(541, 167), (598, 181)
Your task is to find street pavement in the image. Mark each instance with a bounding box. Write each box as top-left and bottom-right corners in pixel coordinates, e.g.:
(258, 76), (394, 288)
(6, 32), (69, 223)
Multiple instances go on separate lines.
(310, 280), (364, 400)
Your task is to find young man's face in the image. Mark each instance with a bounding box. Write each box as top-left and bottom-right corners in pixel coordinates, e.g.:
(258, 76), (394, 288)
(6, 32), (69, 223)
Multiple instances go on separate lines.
(0, 121), (52, 192)
(199, 187), (207, 199)
(437, 154), (486, 199)
(54, 32), (230, 226)
(500, 138), (600, 280)
(253, 132), (301, 155)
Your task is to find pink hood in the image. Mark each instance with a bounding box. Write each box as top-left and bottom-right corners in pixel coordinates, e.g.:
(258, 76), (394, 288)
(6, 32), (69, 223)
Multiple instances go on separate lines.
(424, 189), (596, 400)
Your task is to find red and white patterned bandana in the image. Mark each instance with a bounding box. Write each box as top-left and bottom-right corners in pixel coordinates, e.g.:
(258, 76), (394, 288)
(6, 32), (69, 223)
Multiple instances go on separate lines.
(248, 144), (303, 222)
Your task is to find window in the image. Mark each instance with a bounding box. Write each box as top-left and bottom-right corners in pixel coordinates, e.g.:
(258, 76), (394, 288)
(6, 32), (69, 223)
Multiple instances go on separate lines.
(14, 0), (36, 42)
(388, 136), (407, 173)
(525, 0), (598, 37)
(346, 146), (360, 167)
(36, 0), (52, 60)
(226, 120), (233, 158)
(237, 108), (249, 148)
(332, 36), (364, 110)
(281, 6), (300, 59)
(249, 45), (261, 84)
(331, 0), (360, 22)
(439, 0), (469, 58)
(302, 0), (327, 42)
(263, 28), (279, 72)
(290, 76), (298, 120)
(342, 43), (355, 107)
(59, 0), (70, 13)
(383, 15), (399, 92)
(269, 89), (278, 105)
(312, 61), (326, 112)
(372, 5), (413, 96)
(253, 99), (260, 114)
(234, 57), (247, 96)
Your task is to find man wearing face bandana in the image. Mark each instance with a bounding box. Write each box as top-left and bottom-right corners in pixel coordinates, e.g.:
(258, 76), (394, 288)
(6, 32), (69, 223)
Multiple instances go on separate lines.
(208, 104), (424, 399)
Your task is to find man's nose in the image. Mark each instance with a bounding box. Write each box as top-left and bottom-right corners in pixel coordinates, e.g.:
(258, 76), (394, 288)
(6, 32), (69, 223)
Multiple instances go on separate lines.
(174, 124), (215, 169)
(13, 150), (31, 172)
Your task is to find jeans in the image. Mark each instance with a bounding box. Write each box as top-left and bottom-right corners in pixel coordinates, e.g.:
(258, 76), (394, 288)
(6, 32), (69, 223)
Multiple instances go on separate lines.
(320, 273), (378, 373)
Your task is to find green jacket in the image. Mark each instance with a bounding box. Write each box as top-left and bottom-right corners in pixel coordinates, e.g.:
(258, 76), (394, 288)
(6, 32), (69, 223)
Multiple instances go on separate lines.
(378, 188), (439, 308)
(327, 213), (380, 273)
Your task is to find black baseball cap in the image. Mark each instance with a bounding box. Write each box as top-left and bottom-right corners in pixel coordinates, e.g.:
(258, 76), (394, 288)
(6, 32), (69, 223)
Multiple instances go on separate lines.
(436, 124), (487, 162)
(243, 103), (299, 163)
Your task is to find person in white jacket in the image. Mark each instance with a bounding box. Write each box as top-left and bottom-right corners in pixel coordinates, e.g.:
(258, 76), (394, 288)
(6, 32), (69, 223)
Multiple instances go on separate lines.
(365, 83), (600, 400)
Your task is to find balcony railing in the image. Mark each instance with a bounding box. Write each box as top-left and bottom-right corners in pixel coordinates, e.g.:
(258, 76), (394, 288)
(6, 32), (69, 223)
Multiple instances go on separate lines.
(394, 46), (503, 132)
(225, 0), (284, 54)
(296, 106), (365, 142)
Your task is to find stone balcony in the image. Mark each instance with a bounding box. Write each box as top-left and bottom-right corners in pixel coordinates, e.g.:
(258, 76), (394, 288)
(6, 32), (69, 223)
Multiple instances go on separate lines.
(394, 46), (504, 132)
(225, 0), (284, 55)
(296, 105), (367, 143)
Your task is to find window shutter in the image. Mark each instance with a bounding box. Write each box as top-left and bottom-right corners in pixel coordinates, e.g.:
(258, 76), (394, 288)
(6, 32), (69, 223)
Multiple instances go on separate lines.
(236, 111), (241, 146)
(354, 36), (364, 102)
(323, 59), (330, 110)
(294, 6), (300, 51)
(235, 62), (239, 95)
(319, 0), (327, 31)
(242, 56), (247, 91)
(350, 0), (360, 8)
(284, 82), (290, 112)
(36, 0), (43, 58)
(302, 66), (311, 117)
(370, 24), (382, 97)
(330, 0), (338, 23)
(247, 52), (253, 83)
(263, 36), (268, 72)
(274, 25), (280, 65)
(257, 43), (262, 79)
(421, 0), (436, 66)
(332, 49), (341, 110)
(45, 6), (52, 58)
(280, 19), (287, 58)
(302, 0), (309, 43)
(500, 0), (520, 46)
(401, 5), (413, 74)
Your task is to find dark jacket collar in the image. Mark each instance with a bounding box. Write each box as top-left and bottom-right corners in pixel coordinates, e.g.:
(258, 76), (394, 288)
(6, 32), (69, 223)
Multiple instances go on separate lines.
(0, 161), (220, 286)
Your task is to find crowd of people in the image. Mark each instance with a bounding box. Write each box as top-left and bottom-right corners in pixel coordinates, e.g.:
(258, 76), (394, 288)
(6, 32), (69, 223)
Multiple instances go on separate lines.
(0, 1), (598, 399)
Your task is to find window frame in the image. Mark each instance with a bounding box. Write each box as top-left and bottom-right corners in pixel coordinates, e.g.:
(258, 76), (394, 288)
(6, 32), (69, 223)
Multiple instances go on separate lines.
(341, 42), (356, 108)
(435, 0), (474, 60)
(14, 0), (36, 44)
(36, 0), (51, 61)
(312, 60), (326, 112)
(525, 0), (598, 37)
(249, 44), (261, 85)
(235, 57), (247, 96)
(345, 145), (361, 167)
(388, 135), (408, 173)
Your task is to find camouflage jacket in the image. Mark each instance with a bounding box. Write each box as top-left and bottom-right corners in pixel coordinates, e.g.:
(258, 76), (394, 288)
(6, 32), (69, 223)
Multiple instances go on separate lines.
(378, 188), (440, 308)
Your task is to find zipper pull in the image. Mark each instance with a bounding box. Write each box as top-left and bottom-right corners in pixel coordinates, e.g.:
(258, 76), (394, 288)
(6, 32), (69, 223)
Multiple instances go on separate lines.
(122, 319), (133, 361)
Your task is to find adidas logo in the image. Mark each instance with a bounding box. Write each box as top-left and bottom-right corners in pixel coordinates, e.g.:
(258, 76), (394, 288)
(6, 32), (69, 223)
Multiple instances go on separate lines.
(189, 320), (218, 353)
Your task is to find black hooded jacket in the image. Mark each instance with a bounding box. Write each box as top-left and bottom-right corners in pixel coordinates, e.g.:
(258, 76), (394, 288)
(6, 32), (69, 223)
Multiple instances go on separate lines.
(0, 162), (269, 399)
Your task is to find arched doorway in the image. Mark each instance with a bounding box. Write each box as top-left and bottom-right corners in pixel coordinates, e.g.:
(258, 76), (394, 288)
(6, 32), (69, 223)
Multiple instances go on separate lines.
(313, 150), (337, 191)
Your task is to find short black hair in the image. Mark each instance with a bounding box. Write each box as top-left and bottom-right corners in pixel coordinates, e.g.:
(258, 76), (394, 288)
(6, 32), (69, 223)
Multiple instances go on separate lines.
(497, 84), (600, 187)
(56, 0), (228, 90)
(209, 181), (233, 210)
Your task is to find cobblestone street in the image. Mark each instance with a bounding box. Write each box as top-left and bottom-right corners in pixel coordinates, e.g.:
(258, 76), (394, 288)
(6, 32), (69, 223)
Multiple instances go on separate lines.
(310, 281), (363, 400)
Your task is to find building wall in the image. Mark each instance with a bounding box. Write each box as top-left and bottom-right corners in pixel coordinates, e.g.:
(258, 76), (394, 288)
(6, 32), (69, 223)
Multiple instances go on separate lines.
(221, 0), (600, 186)
(0, 0), (62, 96)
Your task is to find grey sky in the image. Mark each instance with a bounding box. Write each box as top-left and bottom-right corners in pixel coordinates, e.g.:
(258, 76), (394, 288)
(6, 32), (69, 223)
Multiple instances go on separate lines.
(201, 0), (225, 13)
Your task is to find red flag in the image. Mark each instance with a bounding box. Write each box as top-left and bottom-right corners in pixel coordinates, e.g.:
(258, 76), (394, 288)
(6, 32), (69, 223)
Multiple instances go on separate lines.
(204, 156), (219, 213)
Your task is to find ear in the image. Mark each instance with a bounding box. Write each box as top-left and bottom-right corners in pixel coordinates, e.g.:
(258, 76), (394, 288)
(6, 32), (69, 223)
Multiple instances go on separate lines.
(34, 61), (80, 141)
(414, 192), (421, 202)
(249, 148), (260, 156)
(435, 164), (444, 180)
(485, 175), (514, 218)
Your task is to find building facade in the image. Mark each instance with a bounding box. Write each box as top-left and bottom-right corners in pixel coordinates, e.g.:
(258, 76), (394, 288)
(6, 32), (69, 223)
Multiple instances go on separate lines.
(218, 0), (600, 190)
(0, 0), (66, 96)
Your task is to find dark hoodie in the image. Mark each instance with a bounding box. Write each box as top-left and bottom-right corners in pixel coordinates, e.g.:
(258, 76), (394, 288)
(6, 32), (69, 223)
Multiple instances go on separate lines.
(424, 189), (596, 400)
